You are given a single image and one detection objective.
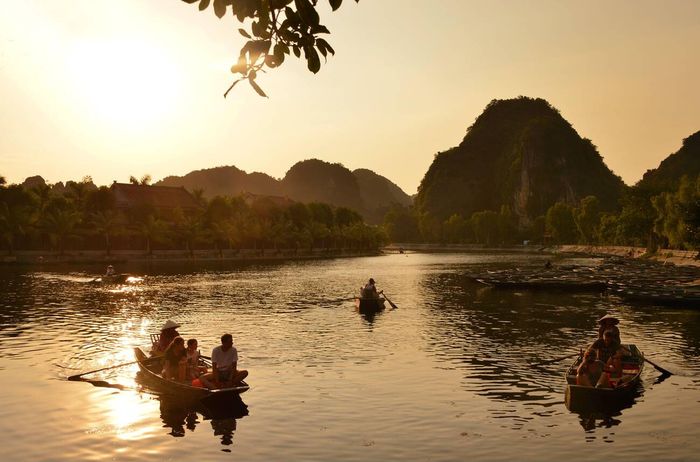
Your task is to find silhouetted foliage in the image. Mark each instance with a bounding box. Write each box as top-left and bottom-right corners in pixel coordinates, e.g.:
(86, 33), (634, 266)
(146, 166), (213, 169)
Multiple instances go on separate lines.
(181, 0), (360, 97)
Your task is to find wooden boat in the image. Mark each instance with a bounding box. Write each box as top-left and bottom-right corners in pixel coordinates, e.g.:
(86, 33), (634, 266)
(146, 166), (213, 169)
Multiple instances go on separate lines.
(565, 344), (644, 410)
(92, 273), (130, 284)
(134, 347), (249, 400)
(355, 297), (386, 312)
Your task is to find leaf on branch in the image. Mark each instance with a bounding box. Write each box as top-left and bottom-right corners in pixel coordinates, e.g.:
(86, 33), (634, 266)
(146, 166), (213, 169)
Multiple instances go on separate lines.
(292, 45), (301, 58)
(316, 38), (334, 56)
(182, 0), (199, 4)
(304, 45), (321, 73)
(248, 76), (268, 98)
(213, 0), (227, 18)
(311, 24), (330, 34)
(198, 0), (211, 11)
(239, 28), (251, 38)
(329, 0), (342, 11)
(230, 55), (247, 74)
(294, 0), (320, 27)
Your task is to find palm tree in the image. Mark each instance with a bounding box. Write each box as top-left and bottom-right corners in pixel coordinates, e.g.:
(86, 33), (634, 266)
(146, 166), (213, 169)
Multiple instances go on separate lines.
(44, 208), (81, 255)
(92, 210), (122, 256)
(0, 202), (34, 255)
(137, 215), (168, 256)
(176, 214), (202, 258)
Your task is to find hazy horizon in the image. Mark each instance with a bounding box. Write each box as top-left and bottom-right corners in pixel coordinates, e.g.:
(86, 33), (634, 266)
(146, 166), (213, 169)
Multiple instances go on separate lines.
(2, 0), (699, 194)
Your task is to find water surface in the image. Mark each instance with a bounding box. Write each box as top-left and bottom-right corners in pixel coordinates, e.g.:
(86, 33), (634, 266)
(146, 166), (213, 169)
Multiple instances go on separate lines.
(1, 253), (699, 461)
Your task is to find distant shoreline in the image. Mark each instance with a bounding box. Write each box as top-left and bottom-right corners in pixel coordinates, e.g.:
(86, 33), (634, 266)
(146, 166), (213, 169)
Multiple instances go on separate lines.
(0, 248), (382, 266)
(384, 243), (700, 267)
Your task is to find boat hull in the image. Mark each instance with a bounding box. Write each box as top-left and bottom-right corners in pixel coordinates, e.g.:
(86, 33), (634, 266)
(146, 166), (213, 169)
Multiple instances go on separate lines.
(355, 297), (386, 312)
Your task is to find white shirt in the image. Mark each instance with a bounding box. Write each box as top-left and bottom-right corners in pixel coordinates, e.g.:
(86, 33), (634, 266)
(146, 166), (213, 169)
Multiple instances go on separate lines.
(211, 345), (238, 371)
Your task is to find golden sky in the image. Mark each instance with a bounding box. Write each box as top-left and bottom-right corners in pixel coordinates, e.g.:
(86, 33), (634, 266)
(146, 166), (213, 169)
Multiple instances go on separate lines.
(1, 0), (699, 194)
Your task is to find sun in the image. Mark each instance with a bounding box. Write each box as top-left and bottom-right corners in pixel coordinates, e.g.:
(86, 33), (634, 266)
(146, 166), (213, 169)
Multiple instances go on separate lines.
(67, 38), (183, 131)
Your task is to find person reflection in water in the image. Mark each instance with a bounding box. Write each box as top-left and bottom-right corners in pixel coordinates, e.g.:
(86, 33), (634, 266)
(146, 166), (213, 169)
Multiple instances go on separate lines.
(200, 334), (248, 389)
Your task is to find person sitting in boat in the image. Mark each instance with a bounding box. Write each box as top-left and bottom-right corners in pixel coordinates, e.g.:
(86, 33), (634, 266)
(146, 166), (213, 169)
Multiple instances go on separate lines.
(576, 348), (606, 387)
(185, 338), (208, 380)
(592, 329), (631, 388)
(105, 265), (115, 277)
(592, 329), (628, 363)
(361, 278), (379, 299)
(596, 314), (621, 345)
(199, 333), (248, 389)
(162, 336), (187, 382)
(155, 320), (181, 353)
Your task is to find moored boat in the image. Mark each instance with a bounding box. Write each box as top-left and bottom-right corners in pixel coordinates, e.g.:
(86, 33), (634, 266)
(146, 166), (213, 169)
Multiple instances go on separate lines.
(134, 347), (249, 401)
(565, 344), (644, 410)
(354, 297), (386, 312)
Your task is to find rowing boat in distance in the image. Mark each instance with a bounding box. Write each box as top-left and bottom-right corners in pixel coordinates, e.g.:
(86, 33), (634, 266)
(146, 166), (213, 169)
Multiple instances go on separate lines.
(355, 297), (386, 312)
(91, 273), (131, 284)
(564, 344), (644, 411)
(134, 347), (249, 401)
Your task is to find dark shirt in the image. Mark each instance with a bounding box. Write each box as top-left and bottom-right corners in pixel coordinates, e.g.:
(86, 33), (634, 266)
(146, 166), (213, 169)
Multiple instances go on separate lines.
(591, 339), (620, 363)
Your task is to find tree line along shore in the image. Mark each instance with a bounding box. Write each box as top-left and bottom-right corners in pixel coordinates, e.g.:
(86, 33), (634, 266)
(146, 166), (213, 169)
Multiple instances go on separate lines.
(0, 179), (387, 261)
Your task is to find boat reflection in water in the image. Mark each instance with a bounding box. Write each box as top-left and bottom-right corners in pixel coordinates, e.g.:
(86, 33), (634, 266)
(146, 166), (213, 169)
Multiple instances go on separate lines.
(565, 381), (644, 433)
(136, 370), (249, 448)
(158, 393), (248, 447)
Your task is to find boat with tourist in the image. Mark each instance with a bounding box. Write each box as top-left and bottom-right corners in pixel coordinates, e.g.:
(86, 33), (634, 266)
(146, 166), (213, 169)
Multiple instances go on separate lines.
(134, 347), (249, 401)
(564, 344), (644, 410)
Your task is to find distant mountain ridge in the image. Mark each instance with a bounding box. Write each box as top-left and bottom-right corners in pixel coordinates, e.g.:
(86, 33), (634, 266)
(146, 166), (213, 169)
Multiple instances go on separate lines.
(155, 160), (412, 224)
(414, 97), (625, 227)
(637, 130), (700, 192)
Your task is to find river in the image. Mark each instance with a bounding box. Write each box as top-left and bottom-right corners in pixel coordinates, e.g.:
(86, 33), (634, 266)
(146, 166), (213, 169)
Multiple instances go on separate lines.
(1, 252), (699, 461)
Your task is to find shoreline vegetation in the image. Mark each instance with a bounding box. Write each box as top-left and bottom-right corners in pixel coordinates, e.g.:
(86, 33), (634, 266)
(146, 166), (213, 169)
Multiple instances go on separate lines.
(0, 248), (381, 266)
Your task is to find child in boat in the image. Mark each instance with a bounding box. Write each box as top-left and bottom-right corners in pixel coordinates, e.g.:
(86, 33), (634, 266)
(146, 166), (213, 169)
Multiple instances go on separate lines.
(186, 338), (208, 381)
(576, 348), (606, 387)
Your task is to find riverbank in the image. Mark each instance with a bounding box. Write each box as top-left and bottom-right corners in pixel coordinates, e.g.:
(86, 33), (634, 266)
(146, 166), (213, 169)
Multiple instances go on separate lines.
(0, 248), (382, 266)
(384, 243), (700, 268)
(555, 245), (700, 268)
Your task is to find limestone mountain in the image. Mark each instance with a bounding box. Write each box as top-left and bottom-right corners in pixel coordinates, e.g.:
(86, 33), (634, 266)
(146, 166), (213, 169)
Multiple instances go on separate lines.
(156, 166), (282, 197)
(154, 160), (412, 223)
(353, 168), (412, 223)
(281, 159), (363, 211)
(414, 97), (625, 226)
(637, 130), (700, 192)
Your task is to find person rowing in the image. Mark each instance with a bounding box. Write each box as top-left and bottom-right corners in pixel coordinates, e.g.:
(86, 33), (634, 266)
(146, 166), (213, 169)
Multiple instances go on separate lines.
(361, 278), (379, 299)
(154, 320), (181, 354)
(596, 314), (621, 345)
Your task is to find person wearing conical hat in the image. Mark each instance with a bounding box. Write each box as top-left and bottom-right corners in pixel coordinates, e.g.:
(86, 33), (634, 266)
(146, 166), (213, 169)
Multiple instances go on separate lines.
(596, 314), (621, 344)
(156, 319), (181, 353)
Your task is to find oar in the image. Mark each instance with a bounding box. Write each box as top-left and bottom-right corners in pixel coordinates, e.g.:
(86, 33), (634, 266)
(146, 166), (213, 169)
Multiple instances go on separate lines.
(644, 356), (673, 376)
(530, 352), (580, 366)
(380, 291), (398, 309)
(68, 356), (158, 381)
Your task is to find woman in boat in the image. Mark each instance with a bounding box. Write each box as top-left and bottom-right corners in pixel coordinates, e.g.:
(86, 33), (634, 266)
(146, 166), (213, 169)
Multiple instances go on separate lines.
(162, 336), (187, 382)
(185, 338), (208, 381)
(156, 320), (181, 353)
(576, 348), (606, 387)
(592, 329), (630, 388)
